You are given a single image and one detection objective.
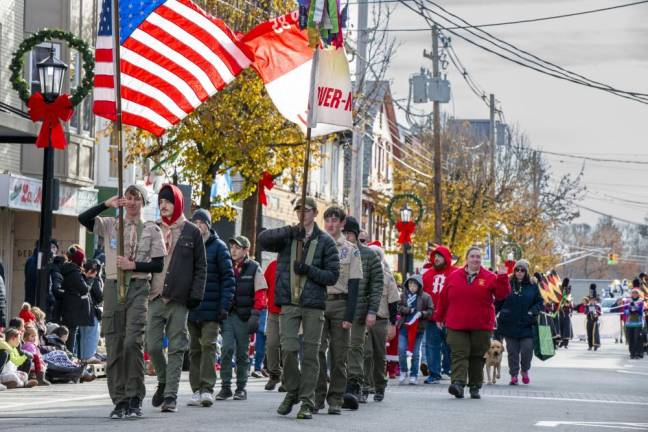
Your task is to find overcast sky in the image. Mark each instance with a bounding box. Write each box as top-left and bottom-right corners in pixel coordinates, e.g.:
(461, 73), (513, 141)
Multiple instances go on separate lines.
(349, 0), (648, 227)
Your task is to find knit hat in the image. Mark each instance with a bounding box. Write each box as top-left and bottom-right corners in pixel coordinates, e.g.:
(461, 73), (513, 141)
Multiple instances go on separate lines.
(514, 259), (530, 272)
(191, 208), (212, 225)
(158, 186), (175, 204)
(125, 184), (149, 205)
(67, 244), (85, 267)
(343, 216), (361, 237)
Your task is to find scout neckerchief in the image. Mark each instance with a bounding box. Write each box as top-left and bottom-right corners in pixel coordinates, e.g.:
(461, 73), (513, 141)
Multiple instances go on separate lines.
(123, 219), (144, 291)
(290, 232), (319, 305)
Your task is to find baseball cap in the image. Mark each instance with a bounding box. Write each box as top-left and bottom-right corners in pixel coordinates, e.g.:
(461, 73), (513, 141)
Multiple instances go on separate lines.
(293, 196), (317, 211)
(228, 236), (251, 249)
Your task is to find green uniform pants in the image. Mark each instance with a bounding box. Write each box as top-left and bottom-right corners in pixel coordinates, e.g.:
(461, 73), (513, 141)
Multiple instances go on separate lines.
(266, 312), (282, 379)
(280, 305), (325, 409)
(347, 319), (368, 385)
(188, 320), (220, 393)
(146, 297), (189, 398)
(364, 318), (389, 392)
(220, 313), (250, 389)
(446, 329), (491, 387)
(103, 279), (149, 404)
(315, 299), (351, 407)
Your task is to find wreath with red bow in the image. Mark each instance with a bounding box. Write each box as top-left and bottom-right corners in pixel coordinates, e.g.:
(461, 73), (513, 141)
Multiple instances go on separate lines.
(9, 29), (94, 150)
(387, 193), (424, 245)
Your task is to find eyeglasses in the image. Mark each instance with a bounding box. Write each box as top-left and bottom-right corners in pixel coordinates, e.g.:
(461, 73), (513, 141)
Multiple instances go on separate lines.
(514, 268), (526, 273)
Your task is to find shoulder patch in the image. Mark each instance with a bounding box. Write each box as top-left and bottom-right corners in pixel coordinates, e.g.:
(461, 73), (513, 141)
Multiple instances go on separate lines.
(353, 249), (360, 257)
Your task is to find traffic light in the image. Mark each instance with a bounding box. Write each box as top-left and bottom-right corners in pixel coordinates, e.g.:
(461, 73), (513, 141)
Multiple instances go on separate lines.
(607, 253), (618, 265)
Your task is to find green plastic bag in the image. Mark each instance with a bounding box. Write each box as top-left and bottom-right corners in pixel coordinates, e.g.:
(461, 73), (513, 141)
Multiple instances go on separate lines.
(534, 312), (556, 361)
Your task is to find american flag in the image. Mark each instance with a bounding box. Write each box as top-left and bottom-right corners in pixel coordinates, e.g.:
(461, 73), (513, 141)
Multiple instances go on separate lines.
(93, 0), (251, 136)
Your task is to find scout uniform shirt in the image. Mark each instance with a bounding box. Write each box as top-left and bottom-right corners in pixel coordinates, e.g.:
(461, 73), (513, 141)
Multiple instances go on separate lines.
(93, 216), (166, 281)
(327, 234), (363, 294)
(377, 269), (400, 319)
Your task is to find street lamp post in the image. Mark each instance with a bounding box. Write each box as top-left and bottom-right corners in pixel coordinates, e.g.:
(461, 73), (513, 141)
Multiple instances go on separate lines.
(400, 204), (413, 277)
(35, 48), (67, 311)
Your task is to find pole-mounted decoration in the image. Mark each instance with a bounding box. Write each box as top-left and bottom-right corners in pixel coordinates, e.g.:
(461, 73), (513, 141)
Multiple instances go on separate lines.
(387, 193), (424, 245)
(258, 171), (276, 206)
(9, 29), (94, 149)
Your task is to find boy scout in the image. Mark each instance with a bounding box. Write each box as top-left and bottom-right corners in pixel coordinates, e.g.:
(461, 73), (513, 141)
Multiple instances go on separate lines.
(78, 184), (165, 419)
(315, 207), (362, 415)
(342, 217), (383, 408)
(257, 196), (340, 420)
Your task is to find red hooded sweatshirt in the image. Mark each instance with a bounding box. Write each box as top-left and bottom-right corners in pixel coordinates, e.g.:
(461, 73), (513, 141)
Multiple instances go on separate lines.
(433, 266), (511, 331)
(264, 260), (280, 314)
(159, 184), (184, 226)
(422, 246), (457, 322)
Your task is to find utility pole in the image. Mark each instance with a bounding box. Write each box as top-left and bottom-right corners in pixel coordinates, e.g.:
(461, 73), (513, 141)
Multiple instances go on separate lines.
(489, 93), (497, 269)
(424, 26), (442, 244)
(350, 0), (368, 219)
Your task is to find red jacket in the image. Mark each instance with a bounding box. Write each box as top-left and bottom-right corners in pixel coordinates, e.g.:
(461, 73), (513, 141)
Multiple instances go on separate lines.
(264, 260), (280, 314)
(422, 246), (457, 321)
(434, 266), (511, 331)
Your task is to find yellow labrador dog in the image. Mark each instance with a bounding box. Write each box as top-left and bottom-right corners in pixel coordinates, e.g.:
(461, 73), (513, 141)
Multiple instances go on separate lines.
(484, 340), (505, 384)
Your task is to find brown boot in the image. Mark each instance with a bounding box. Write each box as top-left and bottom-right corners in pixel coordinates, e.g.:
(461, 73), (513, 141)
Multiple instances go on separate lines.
(24, 379), (39, 388)
(4, 380), (19, 389)
(37, 371), (51, 386)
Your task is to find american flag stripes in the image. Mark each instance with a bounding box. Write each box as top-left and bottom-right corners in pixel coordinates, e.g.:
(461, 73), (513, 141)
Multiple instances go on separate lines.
(93, 0), (251, 136)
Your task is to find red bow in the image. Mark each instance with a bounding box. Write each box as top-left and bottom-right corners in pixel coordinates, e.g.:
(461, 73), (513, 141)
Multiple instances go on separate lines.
(396, 220), (416, 245)
(27, 93), (74, 149)
(258, 172), (275, 206)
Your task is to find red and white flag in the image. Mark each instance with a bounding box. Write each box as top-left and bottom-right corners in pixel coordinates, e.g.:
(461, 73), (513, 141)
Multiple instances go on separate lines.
(93, 0), (251, 136)
(241, 12), (352, 137)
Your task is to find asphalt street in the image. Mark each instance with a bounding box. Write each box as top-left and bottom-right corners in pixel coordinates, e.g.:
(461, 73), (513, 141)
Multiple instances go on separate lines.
(1, 340), (646, 432)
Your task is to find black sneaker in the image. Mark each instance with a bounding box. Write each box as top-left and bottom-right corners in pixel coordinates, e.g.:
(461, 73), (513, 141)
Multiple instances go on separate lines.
(448, 382), (464, 399)
(277, 394), (298, 415)
(374, 388), (385, 402)
(126, 397), (143, 418)
(216, 387), (233, 400)
(469, 386), (481, 399)
(161, 396), (177, 412)
(277, 384), (287, 392)
(265, 376), (280, 391)
(109, 401), (128, 419)
(233, 388), (247, 400)
(152, 383), (165, 407)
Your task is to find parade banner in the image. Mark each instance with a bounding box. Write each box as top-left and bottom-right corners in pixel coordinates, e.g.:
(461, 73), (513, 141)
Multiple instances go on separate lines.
(241, 12), (352, 137)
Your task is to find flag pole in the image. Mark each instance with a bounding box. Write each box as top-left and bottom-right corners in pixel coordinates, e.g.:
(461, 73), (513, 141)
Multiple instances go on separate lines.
(296, 46), (320, 262)
(112, 0), (126, 303)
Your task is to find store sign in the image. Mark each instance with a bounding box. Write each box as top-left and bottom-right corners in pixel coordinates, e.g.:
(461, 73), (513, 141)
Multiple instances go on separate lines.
(4, 174), (97, 215)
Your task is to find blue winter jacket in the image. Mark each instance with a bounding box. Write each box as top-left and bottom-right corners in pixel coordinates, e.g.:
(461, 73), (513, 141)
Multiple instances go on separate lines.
(188, 230), (236, 322)
(495, 278), (544, 339)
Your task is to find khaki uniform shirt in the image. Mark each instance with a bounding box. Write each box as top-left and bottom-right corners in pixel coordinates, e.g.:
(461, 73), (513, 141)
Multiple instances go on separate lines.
(377, 268), (400, 319)
(93, 216), (166, 281)
(327, 234), (363, 295)
(150, 218), (185, 300)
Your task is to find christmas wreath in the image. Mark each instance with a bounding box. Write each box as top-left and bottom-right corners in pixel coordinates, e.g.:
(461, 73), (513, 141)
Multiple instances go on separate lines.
(387, 193), (424, 245)
(9, 29), (94, 149)
(9, 29), (94, 106)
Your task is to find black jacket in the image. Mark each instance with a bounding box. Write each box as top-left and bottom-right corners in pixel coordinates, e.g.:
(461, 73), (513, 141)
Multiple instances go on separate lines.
(232, 258), (260, 321)
(258, 224), (339, 310)
(160, 221), (207, 305)
(60, 262), (92, 328)
(495, 279), (544, 339)
(49, 256), (65, 323)
(188, 230), (236, 322)
(85, 276), (104, 322)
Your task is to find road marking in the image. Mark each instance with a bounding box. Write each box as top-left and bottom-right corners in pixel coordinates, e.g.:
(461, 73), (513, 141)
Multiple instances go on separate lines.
(486, 393), (648, 406)
(536, 421), (648, 430)
(617, 369), (648, 376)
(0, 394), (110, 411)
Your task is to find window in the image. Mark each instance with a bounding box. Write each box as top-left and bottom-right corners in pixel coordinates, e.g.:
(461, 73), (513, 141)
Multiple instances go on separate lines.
(69, 49), (81, 130)
(29, 43), (62, 95)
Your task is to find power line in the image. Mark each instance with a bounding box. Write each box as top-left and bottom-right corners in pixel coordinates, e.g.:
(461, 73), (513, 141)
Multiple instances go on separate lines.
(345, 0), (648, 30)
(576, 204), (647, 225)
(399, 0), (648, 105)
(538, 149), (648, 165)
